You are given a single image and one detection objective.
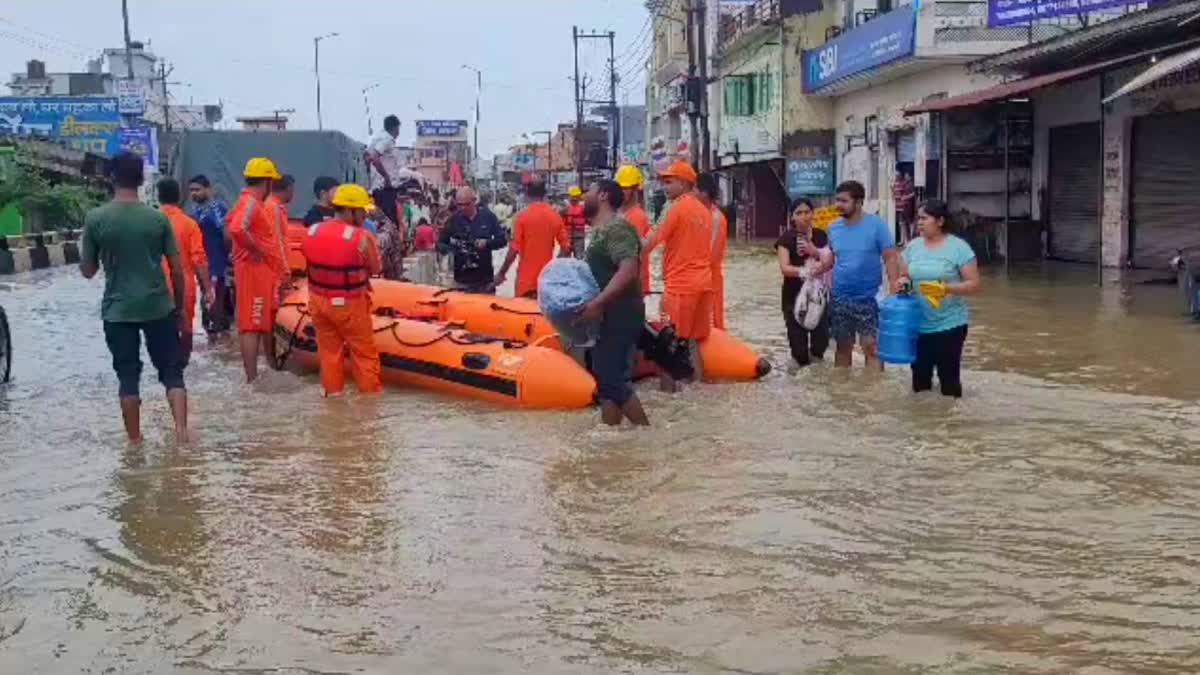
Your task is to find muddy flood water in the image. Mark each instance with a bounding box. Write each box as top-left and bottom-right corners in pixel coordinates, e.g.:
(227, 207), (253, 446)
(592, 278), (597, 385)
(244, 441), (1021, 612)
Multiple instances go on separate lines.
(2, 245), (1199, 674)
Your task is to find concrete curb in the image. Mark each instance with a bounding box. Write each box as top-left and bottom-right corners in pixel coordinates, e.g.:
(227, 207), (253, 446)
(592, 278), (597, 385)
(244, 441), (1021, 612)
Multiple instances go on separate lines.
(0, 230), (81, 275)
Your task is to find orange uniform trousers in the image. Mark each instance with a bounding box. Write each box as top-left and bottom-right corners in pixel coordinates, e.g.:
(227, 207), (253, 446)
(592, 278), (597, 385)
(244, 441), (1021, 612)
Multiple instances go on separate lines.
(308, 294), (382, 396)
(235, 260), (279, 333)
(661, 290), (714, 341)
(711, 271), (725, 331)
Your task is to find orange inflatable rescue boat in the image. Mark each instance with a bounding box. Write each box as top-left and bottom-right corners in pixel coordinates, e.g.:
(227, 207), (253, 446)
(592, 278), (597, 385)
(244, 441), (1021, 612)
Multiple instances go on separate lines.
(364, 281), (771, 382)
(274, 286), (596, 409)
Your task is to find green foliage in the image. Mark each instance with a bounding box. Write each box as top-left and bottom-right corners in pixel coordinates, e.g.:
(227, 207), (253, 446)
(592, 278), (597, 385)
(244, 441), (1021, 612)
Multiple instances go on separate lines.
(0, 163), (103, 232)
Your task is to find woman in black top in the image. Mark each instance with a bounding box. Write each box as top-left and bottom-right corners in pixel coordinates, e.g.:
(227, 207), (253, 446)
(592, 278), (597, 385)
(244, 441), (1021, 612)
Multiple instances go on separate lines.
(775, 198), (832, 366)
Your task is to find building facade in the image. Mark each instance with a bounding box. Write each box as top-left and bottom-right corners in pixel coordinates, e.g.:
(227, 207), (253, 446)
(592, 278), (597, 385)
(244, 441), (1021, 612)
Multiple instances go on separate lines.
(7, 47), (220, 131)
(646, 0), (695, 182)
(950, 0), (1200, 270)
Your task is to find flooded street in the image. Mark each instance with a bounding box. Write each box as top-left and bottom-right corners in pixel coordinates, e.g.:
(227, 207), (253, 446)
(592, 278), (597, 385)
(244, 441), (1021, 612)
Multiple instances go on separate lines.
(2, 245), (1199, 674)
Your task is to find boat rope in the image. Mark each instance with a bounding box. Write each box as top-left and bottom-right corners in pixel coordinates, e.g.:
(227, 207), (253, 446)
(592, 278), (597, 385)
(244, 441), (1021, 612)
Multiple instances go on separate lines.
(271, 302), (310, 371)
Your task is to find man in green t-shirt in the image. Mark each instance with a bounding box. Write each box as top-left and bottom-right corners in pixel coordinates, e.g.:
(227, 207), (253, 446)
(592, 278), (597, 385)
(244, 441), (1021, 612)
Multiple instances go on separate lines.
(81, 151), (190, 443)
(577, 179), (649, 427)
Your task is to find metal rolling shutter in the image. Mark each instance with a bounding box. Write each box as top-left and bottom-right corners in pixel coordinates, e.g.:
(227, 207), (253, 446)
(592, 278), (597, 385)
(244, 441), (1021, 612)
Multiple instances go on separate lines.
(1131, 110), (1200, 269)
(1048, 123), (1101, 263)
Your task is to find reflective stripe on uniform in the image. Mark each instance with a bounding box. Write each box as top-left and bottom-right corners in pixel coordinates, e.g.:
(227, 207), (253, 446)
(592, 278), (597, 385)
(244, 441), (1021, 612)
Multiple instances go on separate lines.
(239, 196), (258, 247)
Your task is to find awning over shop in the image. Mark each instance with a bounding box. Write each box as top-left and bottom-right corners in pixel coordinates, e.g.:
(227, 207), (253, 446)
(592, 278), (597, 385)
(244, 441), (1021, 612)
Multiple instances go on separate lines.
(1102, 44), (1200, 104)
(904, 53), (1142, 115)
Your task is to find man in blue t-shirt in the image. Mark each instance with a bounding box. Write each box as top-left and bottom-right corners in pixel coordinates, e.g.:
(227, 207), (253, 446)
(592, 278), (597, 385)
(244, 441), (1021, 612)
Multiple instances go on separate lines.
(827, 180), (900, 370)
(187, 175), (232, 336)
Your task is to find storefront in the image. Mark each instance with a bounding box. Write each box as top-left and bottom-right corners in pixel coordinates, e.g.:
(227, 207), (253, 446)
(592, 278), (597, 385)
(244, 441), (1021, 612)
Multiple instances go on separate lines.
(800, 4), (1009, 243)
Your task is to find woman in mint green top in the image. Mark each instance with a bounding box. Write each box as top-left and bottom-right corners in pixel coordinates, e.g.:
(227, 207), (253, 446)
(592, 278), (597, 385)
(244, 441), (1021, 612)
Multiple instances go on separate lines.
(898, 200), (980, 397)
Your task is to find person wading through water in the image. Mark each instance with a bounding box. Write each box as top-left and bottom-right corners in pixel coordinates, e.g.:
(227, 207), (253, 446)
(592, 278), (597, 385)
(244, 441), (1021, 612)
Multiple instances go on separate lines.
(226, 157), (290, 383)
(81, 152), (190, 443)
(577, 179), (650, 426)
(641, 160), (713, 391)
(494, 179), (569, 298)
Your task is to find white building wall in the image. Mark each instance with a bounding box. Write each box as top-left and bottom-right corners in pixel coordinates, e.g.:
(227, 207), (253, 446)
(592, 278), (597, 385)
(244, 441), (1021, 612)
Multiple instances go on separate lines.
(833, 64), (999, 216)
(716, 37), (783, 162)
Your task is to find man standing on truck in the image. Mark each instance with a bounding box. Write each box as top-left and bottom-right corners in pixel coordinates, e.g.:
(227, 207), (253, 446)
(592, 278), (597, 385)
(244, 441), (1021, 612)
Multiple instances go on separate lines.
(366, 114), (405, 229)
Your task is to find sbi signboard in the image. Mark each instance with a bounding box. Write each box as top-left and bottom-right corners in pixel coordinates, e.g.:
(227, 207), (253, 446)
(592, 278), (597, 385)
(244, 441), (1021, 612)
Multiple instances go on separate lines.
(803, 7), (916, 92)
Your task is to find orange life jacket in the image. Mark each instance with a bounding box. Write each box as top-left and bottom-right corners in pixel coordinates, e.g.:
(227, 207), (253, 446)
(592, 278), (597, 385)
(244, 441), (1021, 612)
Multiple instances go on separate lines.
(302, 220), (371, 299)
(565, 203), (587, 233)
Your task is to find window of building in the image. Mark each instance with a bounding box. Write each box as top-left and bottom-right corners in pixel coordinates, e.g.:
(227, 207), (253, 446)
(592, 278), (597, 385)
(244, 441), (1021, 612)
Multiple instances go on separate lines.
(723, 71), (773, 117)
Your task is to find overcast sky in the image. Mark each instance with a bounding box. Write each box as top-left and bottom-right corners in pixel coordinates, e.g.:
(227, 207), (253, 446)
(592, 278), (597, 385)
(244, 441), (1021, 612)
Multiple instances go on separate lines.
(0, 0), (651, 156)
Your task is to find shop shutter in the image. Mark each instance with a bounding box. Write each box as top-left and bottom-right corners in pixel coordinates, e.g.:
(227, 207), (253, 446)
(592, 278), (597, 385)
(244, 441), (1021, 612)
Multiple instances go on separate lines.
(1047, 122), (1101, 263)
(1131, 110), (1200, 268)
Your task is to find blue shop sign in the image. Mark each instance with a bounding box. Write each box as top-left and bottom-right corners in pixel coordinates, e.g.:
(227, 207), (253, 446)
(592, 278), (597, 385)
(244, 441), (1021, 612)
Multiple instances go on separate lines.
(416, 119), (468, 137)
(786, 157), (835, 197)
(803, 7), (916, 92)
(0, 96), (121, 156)
(987, 0), (1129, 26)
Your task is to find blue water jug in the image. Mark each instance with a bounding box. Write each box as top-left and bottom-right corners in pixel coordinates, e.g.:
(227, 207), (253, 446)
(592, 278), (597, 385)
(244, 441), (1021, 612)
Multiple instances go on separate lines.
(878, 293), (922, 365)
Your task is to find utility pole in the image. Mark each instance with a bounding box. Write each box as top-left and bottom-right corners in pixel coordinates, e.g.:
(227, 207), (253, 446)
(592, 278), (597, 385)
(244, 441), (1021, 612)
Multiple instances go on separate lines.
(158, 60), (172, 131)
(574, 27), (622, 184)
(272, 108), (296, 130)
(573, 25), (584, 189)
(685, 0), (701, 168)
(696, 0), (711, 171)
(607, 30), (619, 171)
(121, 0), (135, 80)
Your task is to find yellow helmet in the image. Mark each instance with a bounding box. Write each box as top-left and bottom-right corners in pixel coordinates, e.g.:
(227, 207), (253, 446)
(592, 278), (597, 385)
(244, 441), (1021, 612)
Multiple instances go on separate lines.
(614, 165), (643, 188)
(567, 185), (583, 198)
(243, 157), (282, 180)
(331, 184), (372, 210)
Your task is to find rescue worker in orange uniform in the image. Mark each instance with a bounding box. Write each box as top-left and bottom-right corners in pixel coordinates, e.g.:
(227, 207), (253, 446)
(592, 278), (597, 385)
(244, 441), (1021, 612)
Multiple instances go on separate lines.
(266, 174), (298, 278)
(494, 179), (569, 298)
(227, 157), (289, 382)
(695, 172), (728, 330)
(615, 165), (653, 296)
(302, 184), (383, 397)
(157, 178), (213, 368)
(563, 186), (588, 258)
(642, 160), (713, 389)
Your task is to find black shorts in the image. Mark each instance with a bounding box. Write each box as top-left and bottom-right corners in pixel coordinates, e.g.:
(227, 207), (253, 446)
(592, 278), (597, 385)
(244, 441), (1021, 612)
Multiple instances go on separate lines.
(591, 313), (642, 406)
(103, 314), (185, 398)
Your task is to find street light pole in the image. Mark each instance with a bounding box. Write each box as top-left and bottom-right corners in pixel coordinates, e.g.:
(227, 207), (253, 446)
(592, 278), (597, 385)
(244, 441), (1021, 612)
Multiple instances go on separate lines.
(314, 32), (338, 131)
(362, 83), (380, 137)
(462, 65), (482, 162)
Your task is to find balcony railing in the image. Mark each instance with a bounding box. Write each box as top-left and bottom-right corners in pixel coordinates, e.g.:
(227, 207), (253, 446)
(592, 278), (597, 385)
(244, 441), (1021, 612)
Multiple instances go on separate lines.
(717, 0), (781, 51)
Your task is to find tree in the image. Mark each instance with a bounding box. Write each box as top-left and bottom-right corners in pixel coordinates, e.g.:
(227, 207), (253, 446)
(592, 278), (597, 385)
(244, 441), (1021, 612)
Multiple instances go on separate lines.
(0, 162), (102, 233)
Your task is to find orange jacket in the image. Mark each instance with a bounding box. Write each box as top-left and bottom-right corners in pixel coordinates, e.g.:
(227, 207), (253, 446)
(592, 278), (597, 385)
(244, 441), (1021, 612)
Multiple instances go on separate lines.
(622, 203), (653, 295)
(708, 204), (727, 272)
(227, 189), (285, 276)
(643, 192), (713, 294)
(564, 202), (587, 234)
(160, 205), (208, 302)
(265, 195), (293, 280)
(302, 220), (382, 299)
(512, 201), (569, 297)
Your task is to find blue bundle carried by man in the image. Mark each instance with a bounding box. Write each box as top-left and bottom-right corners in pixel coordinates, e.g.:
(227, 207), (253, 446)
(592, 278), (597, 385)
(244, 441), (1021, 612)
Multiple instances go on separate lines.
(537, 258), (599, 349)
